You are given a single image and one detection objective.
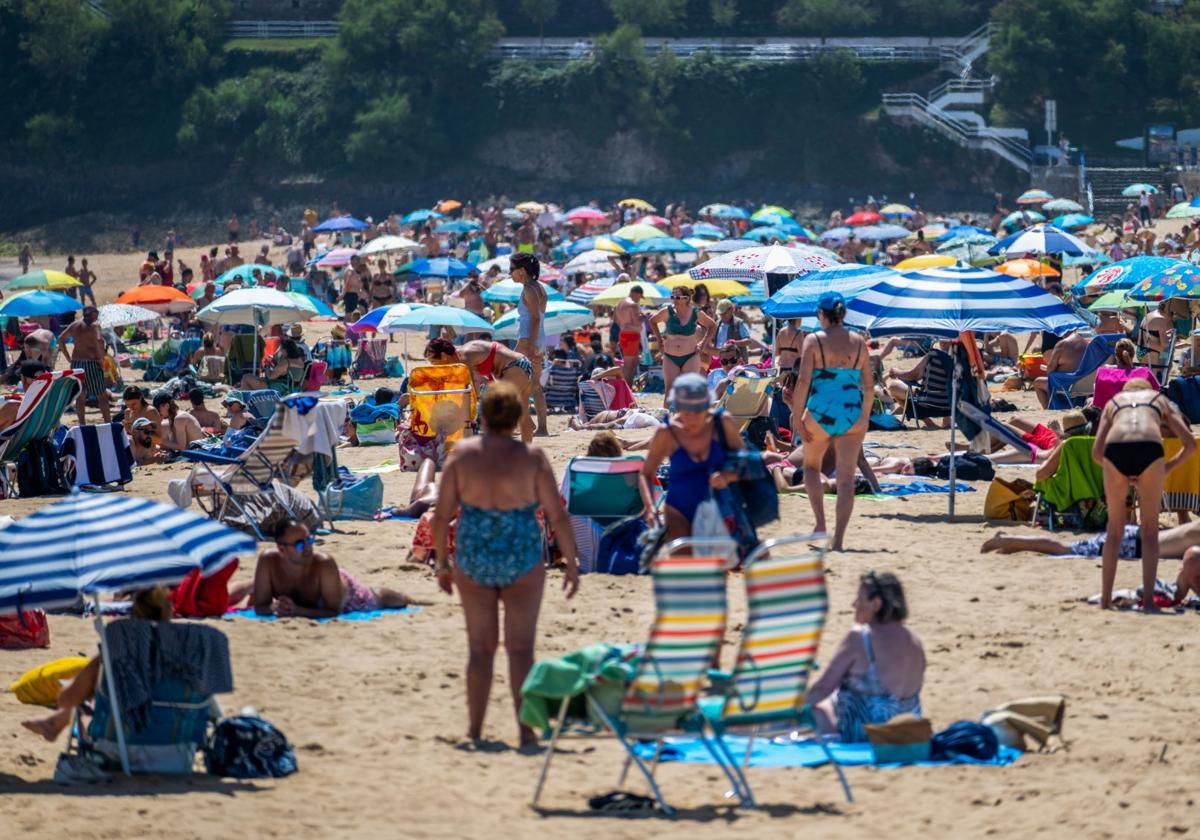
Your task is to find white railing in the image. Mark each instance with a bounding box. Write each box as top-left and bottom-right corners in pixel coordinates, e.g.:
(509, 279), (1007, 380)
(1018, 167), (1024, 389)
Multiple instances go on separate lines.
(489, 40), (966, 62)
(882, 92), (1032, 171)
(226, 20), (339, 38)
(928, 77), (994, 103)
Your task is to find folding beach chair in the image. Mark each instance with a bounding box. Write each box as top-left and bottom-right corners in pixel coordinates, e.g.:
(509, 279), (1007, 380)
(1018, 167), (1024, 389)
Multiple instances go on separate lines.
(1047, 333), (1122, 409)
(63, 620), (228, 776)
(0, 370), (83, 498)
(565, 455), (645, 521)
(1145, 329), (1177, 386)
(302, 360), (328, 392)
(956, 401), (1034, 459)
(577, 379), (612, 422)
(1032, 436), (1106, 531)
(532, 538), (737, 815)
(143, 338), (187, 382)
(719, 368), (777, 433)
(177, 403), (302, 540)
(353, 338), (387, 379)
(544, 360), (583, 413)
(225, 333), (265, 385)
(407, 363), (475, 445)
(901, 348), (954, 422)
(694, 534), (850, 807)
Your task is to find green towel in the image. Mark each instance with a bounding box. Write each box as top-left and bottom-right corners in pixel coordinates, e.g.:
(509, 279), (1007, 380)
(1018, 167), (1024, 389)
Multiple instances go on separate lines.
(518, 643), (637, 733)
(1034, 436), (1104, 510)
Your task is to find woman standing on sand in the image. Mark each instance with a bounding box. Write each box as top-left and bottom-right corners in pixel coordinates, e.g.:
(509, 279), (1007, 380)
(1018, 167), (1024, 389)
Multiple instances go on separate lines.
(1091, 380), (1194, 610)
(433, 383), (579, 748)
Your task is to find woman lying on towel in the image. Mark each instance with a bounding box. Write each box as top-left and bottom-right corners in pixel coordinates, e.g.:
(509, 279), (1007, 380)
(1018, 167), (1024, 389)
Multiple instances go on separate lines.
(22, 588), (173, 742)
(806, 571), (926, 743)
(232, 520), (421, 618)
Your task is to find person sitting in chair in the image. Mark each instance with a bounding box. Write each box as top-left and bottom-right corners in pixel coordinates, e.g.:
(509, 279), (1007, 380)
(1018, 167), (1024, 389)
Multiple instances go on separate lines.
(0, 362), (49, 429)
(239, 338), (306, 395)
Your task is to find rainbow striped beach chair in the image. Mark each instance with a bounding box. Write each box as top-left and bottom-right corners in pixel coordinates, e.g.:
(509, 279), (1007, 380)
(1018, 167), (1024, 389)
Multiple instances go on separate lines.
(532, 537), (736, 815)
(0, 370), (84, 498)
(695, 534), (849, 806)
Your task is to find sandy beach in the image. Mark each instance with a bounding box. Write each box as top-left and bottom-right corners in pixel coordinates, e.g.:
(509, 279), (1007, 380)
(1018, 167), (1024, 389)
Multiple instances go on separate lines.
(1, 243), (1197, 840)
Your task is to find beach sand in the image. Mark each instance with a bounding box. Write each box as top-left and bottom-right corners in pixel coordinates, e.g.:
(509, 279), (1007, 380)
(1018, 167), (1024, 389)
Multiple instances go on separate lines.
(1, 244), (1197, 839)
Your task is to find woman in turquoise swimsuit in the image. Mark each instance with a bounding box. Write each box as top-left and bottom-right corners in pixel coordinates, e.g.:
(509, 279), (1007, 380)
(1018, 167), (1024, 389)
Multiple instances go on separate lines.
(433, 382), (579, 749)
(790, 292), (873, 551)
(649, 285), (717, 404)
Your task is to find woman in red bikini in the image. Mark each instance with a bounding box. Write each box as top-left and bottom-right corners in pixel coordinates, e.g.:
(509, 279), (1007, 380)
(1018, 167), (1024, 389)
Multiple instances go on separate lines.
(426, 338), (537, 443)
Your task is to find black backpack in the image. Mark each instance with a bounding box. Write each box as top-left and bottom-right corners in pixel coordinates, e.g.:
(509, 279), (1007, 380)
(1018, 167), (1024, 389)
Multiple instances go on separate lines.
(935, 451), (995, 482)
(16, 438), (69, 498)
(205, 715), (298, 779)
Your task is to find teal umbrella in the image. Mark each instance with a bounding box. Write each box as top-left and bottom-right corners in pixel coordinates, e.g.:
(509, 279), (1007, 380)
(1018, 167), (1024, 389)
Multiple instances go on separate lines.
(0, 290), (83, 318)
(215, 264), (286, 286)
(377, 305), (493, 334)
(1001, 210), (1045, 229)
(492, 301), (593, 339)
(1121, 183), (1158, 197)
(1051, 213), (1094, 229)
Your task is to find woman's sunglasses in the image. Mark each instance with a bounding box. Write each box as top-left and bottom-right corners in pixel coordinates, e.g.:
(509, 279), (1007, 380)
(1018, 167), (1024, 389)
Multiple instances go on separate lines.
(279, 536), (314, 552)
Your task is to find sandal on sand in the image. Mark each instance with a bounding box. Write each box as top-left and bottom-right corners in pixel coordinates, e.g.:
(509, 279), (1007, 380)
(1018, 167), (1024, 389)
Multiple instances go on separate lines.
(587, 791), (659, 812)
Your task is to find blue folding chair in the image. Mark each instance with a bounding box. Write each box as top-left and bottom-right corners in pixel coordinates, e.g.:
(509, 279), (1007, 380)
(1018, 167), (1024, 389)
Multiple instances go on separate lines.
(1047, 333), (1123, 409)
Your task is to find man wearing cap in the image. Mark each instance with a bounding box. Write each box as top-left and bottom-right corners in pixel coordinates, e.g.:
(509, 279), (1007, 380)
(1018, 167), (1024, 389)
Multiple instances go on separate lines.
(221, 391), (252, 430)
(289, 323), (312, 361)
(714, 299), (754, 350)
(129, 417), (165, 465)
(614, 282), (645, 385)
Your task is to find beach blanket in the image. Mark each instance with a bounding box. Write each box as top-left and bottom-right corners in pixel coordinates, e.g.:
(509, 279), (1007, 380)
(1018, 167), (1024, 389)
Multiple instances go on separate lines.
(632, 735), (1021, 769)
(349, 402), (401, 424)
(878, 481), (975, 496)
(372, 509), (418, 521)
(351, 459), (403, 475)
(227, 607), (421, 623)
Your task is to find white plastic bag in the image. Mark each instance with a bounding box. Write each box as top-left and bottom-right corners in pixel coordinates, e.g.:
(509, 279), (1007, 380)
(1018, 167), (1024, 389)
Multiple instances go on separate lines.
(692, 495), (730, 540)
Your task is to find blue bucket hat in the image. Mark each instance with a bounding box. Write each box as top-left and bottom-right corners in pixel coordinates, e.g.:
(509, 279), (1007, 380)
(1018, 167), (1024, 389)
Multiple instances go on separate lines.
(667, 372), (713, 412)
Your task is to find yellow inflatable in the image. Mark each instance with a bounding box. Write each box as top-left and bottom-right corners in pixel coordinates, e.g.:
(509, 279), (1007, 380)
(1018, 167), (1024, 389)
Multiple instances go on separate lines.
(10, 656), (90, 707)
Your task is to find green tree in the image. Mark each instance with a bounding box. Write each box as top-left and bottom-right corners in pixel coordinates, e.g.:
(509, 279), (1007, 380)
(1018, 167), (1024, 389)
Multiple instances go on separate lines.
(776, 0), (876, 31)
(710, 0), (738, 29)
(19, 0), (106, 104)
(520, 0), (558, 50)
(607, 0), (686, 31)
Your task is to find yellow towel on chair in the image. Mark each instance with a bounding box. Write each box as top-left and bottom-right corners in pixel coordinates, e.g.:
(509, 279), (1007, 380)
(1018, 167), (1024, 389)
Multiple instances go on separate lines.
(1163, 438), (1200, 514)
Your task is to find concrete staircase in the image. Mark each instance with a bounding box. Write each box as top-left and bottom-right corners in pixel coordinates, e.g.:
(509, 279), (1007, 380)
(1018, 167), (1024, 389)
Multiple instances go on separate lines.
(1086, 166), (1165, 218)
(882, 24), (1032, 172)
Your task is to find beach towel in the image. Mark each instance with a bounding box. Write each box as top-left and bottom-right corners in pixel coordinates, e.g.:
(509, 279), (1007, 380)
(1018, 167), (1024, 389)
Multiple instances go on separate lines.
(349, 402), (401, 424)
(170, 559), (239, 618)
(1034, 437), (1104, 511)
(631, 735), (1020, 769)
(227, 607), (420, 623)
(878, 481), (974, 496)
(351, 459), (403, 475)
(1093, 365), (1159, 410)
(1162, 437), (1200, 514)
(518, 642), (639, 733)
(60, 422), (133, 488)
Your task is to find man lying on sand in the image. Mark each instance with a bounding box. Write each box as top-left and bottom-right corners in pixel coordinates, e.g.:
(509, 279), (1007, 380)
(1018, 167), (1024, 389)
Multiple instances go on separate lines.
(233, 520), (421, 618)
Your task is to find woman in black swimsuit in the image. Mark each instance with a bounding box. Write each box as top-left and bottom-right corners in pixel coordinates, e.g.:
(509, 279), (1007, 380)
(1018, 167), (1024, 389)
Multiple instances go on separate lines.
(1092, 380), (1195, 610)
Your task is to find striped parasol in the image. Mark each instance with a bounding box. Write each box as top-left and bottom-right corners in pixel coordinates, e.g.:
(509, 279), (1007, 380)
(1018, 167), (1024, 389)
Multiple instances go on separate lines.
(0, 492), (253, 615)
(567, 275), (619, 304)
(844, 264), (1087, 338)
(987, 224), (1089, 257)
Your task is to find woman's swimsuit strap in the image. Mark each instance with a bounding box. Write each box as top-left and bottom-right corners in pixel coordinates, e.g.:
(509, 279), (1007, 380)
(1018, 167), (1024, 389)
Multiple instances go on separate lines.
(1109, 392), (1165, 419)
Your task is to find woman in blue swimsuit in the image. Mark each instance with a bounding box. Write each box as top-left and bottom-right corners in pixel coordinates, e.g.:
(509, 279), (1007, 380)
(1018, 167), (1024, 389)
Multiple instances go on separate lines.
(790, 292), (873, 551)
(433, 382), (580, 748)
(638, 373), (745, 542)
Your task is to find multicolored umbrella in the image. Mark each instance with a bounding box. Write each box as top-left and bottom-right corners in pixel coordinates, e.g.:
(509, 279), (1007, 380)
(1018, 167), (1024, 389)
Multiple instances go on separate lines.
(880, 203), (914, 217)
(1128, 261), (1200, 301)
(565, 236), (626, 256)
(1070, 256), (1187, 294)
(1016, 189), (1053, 205)
(352, 302), (429, 332)
(0, 290), (83, 317)
(314, 248), (360, 268)
(567, 275), (619, 304)
(4, 270), (80, 292)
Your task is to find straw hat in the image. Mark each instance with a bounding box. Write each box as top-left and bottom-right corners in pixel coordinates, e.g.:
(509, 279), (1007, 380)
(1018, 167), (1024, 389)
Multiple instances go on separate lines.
(331, 323), (346, 339)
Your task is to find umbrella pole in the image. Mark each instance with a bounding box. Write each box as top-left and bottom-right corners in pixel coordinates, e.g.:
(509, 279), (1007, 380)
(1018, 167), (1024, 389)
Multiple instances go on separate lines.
(92, 593), (132, 776)
(948, 353), (959, 522)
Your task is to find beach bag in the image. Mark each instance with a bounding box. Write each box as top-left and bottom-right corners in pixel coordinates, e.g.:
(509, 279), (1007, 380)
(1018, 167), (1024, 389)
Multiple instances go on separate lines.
(385, 356), (404, 377)
(869, 412), (903, 431)
(355, 418), (396, 446)
(693, 495), (730, 540)
(205, 715), (297, 779)
(16, 437), (68, 498)
(722, 448), (779, 528)
(984, 477), (1035, 522)
(930, 721), (999, 762)
(935, 451), (994, 482)
(0, 610), (50, 650)
(595, 517), (648, 575)
(321, 473), (384, 520)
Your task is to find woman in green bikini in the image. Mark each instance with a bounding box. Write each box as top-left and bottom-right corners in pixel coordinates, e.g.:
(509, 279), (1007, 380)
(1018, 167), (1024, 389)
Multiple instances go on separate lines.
(649, 285), (717, 403)
(790, 292), (874, 551)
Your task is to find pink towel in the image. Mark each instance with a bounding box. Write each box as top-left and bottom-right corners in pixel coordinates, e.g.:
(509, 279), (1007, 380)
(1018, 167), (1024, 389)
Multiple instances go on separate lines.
(1093, 366), (1159, 409)
(607, 377), (637, 410)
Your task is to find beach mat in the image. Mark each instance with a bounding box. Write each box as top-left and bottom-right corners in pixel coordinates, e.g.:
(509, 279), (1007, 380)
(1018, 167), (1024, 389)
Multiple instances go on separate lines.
(352, 459), (404, 475)
(790, 481), (974, 502)
(632, 735), (1020, 769)
(227, 607), (421, 623)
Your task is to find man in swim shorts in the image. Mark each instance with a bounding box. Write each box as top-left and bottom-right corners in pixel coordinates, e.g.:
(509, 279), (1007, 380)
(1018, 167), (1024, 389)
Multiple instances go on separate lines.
(613, 282), (645, 386)
(60, 305), (111, 423)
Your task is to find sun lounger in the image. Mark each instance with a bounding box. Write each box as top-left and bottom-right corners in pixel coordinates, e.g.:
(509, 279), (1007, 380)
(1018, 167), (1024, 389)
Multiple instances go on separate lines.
(719, 368), (776, 433)
(0, 370), (83, 498)
(1046, 333), (1122, 409)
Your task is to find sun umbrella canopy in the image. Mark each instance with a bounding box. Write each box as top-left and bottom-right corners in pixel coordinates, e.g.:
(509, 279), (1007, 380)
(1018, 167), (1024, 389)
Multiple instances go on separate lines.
(894, 254), (958, 270)
(588, 282), (670, 307)
(215, 263), (287, 286)
(1052, 213), (1094, 230)
(845, 211), (882, 226)
(312, 216), (369, 232)
(436, 199), (462, 213)
(618, 198), (656, 211)
(628, 236), (696, 254)
(377, 305), (494, 334)
(744, 226), (793, 242)
(501, 208), (526, 222)
(515, 201), (545, 214)
(844, 264), (1087, 338)
(689, 222), (727, 240)
(1042, 198), (1085, 213)
(699, 203), (749, 220)
(988, 224), (1089, 256)
(1016, 189), (1053, 204)
(936, 233), (998, 250)
(854, 224), (911, 241)
(1064, 250), (1112, 267)
(562, 250), (620, 275)
(731, 279), (769, 305)
(567, 275), (619, 304)
(820, 227), (851, 242)
(360, 235), (421, 256)
(566, 207), (608, 223)
(0, 290), (83, 318)
(639, 215), (670, 228)
(661, 276), (750, 298)
(700, 239), (759, 254)
(115, 285), (195, 314)
(756, 205), (794, 219)
(880, 203), (914, 217)
(1000, 210), (1046, 229)
(433, 220), (482, 234)
(688, 245), (839, 282)
(1166, 202), (1200, 219)
(481, 279), (564, 304)
(402, 209), (444, 225)
(936, 243), (999, 266)
(1122, 183), (1158, 197)
(1071, 256), (1186, 294)
(749, 211), (792, 227)
(96, 304), (161, 329)
(1088, 289), (1142, 311)
(914, 223), (949, 239)
(351, 302), (429, 332)
(762, 264), (896, 319)
(405, 257), (477, 278)
(613, 223), (665, 242)
(196, 287), (317, 327)
(491, 301), (593, 339)
(5, 270), (80, 292)
(314, 247), (360, 268)
(565, 236), (626, 256)
(0, 492), (253, 615)
(996, 258), (1060, 278)
(934, 225), (992, 243)
(1127, 261), (1200, 301)
(286, 292), (336, 319)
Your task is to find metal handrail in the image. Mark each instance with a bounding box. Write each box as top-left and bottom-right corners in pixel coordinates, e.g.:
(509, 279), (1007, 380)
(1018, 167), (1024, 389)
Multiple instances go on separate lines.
(928, 77), (994, 102)
(882, 92), (1032, 167)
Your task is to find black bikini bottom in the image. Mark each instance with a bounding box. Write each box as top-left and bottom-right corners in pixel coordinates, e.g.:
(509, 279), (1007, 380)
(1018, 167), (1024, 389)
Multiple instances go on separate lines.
(1104, 440), (1164, 478)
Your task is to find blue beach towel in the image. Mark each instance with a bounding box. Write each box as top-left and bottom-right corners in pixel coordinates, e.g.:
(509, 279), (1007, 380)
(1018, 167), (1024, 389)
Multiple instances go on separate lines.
(227, 607), (420, 623)
(633, 735), (1019, 769)
(878, 481), (975, 497)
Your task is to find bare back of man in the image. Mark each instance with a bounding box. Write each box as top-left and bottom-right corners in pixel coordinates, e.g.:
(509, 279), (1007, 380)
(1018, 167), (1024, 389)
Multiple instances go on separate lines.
(62, 308), (110, 422)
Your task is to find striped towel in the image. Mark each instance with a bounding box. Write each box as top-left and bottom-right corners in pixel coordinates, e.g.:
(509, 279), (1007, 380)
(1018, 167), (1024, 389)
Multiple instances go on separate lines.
(60, 423), (133, 488)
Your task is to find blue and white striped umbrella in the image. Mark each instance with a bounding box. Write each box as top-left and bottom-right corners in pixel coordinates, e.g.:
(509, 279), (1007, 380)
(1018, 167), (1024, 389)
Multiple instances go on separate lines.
(567, 275), (618, 304)
(844, 264), (1087, 338)
(0, 493), (253, 615)
(987, 223), (1089, 256)
(762, 264), (896, 319)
